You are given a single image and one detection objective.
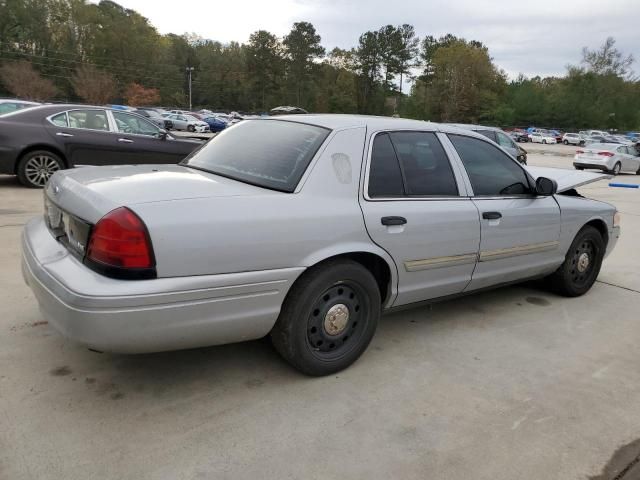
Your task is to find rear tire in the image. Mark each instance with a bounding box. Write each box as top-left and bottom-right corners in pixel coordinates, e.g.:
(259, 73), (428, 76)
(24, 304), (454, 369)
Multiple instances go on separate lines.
(610, 162), (621, 175)
(17, 150), (64, 188)
(270, 259), (381, 376)
(547, 226), (605, 297)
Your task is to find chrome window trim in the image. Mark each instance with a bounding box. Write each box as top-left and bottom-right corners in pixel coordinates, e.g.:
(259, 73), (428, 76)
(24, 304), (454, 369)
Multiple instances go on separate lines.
(46, 108), (112, 133)
(362, 129), (469, 201)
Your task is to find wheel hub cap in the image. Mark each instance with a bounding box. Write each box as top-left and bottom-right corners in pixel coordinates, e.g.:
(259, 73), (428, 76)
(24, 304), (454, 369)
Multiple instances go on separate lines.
(324, 304), (349, 336)
(577, 252), (590, 273)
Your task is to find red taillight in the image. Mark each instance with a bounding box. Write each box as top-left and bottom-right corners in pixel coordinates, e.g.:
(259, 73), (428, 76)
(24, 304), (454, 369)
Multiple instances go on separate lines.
(576, 150), (584, 154)
(87, 207), (154, 270)
(598, 151), (614, 157)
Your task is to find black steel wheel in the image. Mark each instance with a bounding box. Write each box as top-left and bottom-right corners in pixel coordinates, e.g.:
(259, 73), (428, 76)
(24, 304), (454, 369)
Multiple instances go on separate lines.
(17, 150), (64, 188)
(547, 226), (605, 297)
(271, 259), (381, 376)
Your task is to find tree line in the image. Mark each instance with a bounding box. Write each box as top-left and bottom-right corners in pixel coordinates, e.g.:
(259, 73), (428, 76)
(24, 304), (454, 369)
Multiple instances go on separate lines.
(1, 0), (638, 130)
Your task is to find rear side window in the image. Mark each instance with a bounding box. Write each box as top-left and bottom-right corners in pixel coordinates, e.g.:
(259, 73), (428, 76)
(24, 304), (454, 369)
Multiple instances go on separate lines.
(388, 132), (458, 196)
(368, 131), (458, 197)
(68, 110), (109, 131)
(368, 133), (404, 197)
(50, 113), (68, 127)
(449, 134), (531, 196)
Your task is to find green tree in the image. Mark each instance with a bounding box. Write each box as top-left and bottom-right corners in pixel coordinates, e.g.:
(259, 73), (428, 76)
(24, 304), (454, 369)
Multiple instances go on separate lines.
(245, 30), (283, 110)
(283, 21), (324, 107)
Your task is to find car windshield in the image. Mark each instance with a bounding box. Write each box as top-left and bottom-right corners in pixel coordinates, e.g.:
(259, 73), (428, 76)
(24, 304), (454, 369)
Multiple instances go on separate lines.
(182, 119), (330, 192)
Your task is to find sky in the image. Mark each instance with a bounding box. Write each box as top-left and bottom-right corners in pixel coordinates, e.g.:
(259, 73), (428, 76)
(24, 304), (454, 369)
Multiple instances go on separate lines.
(114, 0), (639, 79)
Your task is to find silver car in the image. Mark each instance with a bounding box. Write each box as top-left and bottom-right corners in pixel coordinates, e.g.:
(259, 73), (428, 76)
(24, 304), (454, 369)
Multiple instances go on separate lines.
(574, 143), (640, 175)
(162, 113), (210, 133)
(22, 116), (620, 375)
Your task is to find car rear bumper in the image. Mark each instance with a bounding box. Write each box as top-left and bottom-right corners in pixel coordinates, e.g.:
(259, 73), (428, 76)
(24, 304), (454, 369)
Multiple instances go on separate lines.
(22, 217), (304, 353)
(573, 162), (610, 172)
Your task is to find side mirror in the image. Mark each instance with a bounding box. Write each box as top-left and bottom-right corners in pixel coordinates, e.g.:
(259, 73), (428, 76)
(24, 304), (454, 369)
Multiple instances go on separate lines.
(158, 129), (168, 140)
(535, 177), (557, 196)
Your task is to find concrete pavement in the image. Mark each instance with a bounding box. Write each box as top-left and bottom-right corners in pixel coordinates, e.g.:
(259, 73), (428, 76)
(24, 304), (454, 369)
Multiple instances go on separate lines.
(1, 155), (639, 479)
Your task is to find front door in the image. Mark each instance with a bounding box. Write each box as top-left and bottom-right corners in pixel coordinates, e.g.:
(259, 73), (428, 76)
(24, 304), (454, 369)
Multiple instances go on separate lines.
(445, 133), (562, 291)
(110, 111), (194, 164)
(360, 130), (480, 306)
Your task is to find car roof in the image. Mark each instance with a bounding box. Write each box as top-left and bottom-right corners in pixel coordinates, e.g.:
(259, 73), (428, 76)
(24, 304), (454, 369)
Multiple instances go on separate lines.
(264, 114), (494, 138)
(588, 143), (622, 150)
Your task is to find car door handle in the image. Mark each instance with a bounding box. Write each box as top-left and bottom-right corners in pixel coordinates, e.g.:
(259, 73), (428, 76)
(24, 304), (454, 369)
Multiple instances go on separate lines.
(381, 216), (407, 226)
(118, 138), (134, 143)
(482, 212), (502, 220)
(56, 132), (73, 137)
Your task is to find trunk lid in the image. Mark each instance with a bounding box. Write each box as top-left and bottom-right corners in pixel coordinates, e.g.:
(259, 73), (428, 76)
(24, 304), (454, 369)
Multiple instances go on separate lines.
(525, 166), (611, 192)
(45, 164), (276, 224)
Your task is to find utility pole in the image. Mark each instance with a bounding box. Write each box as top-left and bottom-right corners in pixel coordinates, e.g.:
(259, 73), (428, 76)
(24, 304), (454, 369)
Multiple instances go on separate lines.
(186, 67), (194, 110)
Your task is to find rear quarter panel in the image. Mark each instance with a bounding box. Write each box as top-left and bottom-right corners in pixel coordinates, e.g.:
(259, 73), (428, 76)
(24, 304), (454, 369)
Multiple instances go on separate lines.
(132, 126), (398, 294)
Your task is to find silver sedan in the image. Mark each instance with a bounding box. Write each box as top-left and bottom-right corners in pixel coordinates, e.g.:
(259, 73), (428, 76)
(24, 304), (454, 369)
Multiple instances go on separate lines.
(574, 143), (640, 175)
(22, 116), (620, 375)
(162, 113), (210, 132)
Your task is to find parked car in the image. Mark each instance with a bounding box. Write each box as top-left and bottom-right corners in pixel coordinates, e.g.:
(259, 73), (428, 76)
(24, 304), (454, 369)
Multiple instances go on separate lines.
(21, 115), (619, 375)
(574, 143), (640, 175)
(450, 124), (527, 164)
(585, 130), (608, 137)
(529, 132), (557, 144)
(562, 133), (585, 146)
(584, 135), (608, 145)
(270, 106), (308, 115)
(551, 130), (563, 143)
(202, 116), (227, 132)
(0, 105), (202, 188)
(0, 99), (40, 115)
(135, 108), (174, 130)
(162, 113), (210, 132)
(509, 130), (530, 143)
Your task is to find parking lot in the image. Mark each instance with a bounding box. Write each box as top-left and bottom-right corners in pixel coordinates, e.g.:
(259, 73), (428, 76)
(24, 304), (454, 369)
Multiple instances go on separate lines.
(1, 143), (640, 480)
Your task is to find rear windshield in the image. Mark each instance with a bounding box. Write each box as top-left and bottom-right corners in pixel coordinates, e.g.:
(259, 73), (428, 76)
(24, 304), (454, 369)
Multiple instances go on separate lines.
(182, 119), (330, 192)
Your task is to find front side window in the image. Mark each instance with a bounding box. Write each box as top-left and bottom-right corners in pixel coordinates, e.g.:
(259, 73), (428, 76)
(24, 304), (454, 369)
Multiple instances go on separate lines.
(448, 134), (531, 196)
(113, 111), (160, 136)
(496, 131), (515, 149)
(67, 110), (109, 131)
(476, 130), (497, 142)
(183, 119), (329, 192)
(50, 112), (68, 127)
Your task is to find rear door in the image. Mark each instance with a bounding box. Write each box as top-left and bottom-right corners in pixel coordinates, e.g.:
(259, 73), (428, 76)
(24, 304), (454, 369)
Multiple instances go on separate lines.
(46, 108), (117, 166)
(359, 130), (480, 306)
(446, 134), (562, 291)
(110, 111), (196, 164)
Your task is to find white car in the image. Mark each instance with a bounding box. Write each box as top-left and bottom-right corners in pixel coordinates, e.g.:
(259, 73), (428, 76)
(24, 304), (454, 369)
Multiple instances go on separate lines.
(562, 133), (585, 146)
(529, 132), (557, 144)
(574, 143), (640, 175)
(163, 113), (210, 133)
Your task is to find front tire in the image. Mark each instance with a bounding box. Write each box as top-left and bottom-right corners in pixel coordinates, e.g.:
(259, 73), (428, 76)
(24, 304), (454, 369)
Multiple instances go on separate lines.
(547, 226), (605, 297)
(17, 150), (64, 188)
(187, 125), (195, 132)
(542, 139), (547, 144)
(563, 140), (568, 145)
(271, 259), (381, 376)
